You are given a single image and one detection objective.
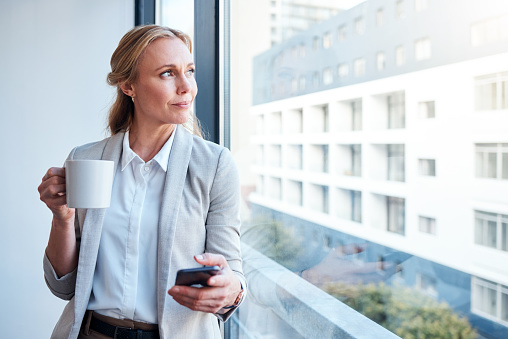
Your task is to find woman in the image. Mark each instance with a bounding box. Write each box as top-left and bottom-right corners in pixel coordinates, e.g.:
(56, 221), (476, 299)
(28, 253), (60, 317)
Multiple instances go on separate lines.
(38, 25), (245, 339)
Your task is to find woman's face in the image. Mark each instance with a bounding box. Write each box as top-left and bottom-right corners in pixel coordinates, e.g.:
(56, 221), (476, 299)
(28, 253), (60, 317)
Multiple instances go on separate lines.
(127, 37), (197, 129)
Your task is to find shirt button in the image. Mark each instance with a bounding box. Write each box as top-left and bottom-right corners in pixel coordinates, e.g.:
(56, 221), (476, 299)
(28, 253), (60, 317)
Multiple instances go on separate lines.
(144, 166), (150, 172)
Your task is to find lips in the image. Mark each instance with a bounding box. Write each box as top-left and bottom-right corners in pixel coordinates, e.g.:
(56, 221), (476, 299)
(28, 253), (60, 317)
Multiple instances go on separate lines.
(172, 101), (191, 108)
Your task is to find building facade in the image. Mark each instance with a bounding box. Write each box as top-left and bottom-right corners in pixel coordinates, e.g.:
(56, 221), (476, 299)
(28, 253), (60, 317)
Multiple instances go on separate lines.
(248, 0), (508, 337)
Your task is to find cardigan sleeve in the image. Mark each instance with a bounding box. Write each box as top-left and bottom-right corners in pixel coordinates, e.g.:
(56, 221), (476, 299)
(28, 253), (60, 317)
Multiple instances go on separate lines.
(42, 147), (80, 301)
(43, 251), (77, 300)
(205, 147), (247, 321)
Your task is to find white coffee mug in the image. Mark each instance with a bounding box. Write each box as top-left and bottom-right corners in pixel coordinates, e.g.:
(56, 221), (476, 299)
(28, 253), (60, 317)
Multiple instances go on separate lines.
(65, 159), (114, 209)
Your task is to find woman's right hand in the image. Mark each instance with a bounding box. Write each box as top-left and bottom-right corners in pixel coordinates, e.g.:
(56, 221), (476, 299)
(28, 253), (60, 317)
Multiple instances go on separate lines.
(38, 167), (75, 222)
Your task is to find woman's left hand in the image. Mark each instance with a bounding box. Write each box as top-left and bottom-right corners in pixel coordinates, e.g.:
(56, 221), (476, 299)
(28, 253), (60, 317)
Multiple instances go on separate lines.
(168, 253), (242, 314)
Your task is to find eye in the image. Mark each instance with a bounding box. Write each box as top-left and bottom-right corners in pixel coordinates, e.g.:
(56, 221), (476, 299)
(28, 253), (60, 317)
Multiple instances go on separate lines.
(161, 70), (174, 77)
(186, 68), (195, 77)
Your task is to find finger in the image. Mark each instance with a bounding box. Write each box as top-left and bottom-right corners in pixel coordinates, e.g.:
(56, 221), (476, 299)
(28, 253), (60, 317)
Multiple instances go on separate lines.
(168, 285), (227, 303)
(42, 195), (68, 209)
(39, 183), (66, 201)
(42, 167), (66, 181)
(168, 286), (225, 312)
(194, 253), (228, 269)
(206, 273), (231, 288)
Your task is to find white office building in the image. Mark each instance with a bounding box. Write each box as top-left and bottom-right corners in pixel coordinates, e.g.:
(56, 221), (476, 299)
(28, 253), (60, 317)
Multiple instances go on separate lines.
(247, 0), (508, 336)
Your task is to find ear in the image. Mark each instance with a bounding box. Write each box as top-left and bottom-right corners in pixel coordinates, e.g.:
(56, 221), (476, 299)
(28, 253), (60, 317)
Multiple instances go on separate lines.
(120, 83), (136, 98)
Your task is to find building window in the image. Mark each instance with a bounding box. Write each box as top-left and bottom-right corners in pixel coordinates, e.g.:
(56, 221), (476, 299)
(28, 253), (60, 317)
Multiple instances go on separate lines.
(354, 58), (366, 77)
(256, 115), (265, 135)
(268, 111), (282, 134)
(323, 31), (331, 49)
(472, 277), (508, 323)
(291, 46), (297, 58)
(256, 145), (265, 166)
(268, 177), (282, 200)
(268, 144), (282, 168)
(286, 180), (303, 206)
(313, 36), (320, 50)
(418, 101), (435, 118)
(396, 45), (406, 66)
(387, 196), (405, 235)
(387, 144), (405, 182)
(337, 188), (362, 222)
(416, 273), (438, 297)
(338, 63), (349, 79)
(338, 25), (346, 42)
(257, 175), (265, 195)
(323, 67), (333, 85)
(312, 71), (320, 87)
(377, 52), (385, 70)
(418, 159), (436, 176)
(475, 143), (508, 179)
(287, 144), (303, 169)
(299, 44), (306, 57)
(471, 15), (508, 47)
(419, 216), (436, 235)
(337, 144), (361, 177)
(299, 76), (306, 91)
(351, 99), (362, 131)
(309, 145), (329, 173)
(475, 210), (508, 251)
(376, 8), (384, 26)
(475, 71), (508, 111)
(351, 144), (361, 176)
(396, 0), (405, 19)
(415, 0), (429, 12)
(388, 92), (405, 129)
(354, 17), (365, 35)
(415, 37), (431, 60)
(309, 184), (329, 213)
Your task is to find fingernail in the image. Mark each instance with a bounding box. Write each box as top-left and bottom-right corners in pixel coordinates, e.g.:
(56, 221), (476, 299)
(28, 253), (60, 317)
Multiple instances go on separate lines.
(173, 287), (179, 293)
(209, 278), (215, 285)
(195, 255), (203, 260)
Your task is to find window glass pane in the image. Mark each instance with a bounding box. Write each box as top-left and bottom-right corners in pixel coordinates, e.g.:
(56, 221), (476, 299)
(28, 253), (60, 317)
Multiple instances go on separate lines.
(503, 221), (508, 251)
(229, 1), (508, 338)
(502, 290), (508, 321)
(488, 152), (497, 178)
(487, 220), (498, 248)
(503, 152), (508, 179)
(159, 1), (194, 43)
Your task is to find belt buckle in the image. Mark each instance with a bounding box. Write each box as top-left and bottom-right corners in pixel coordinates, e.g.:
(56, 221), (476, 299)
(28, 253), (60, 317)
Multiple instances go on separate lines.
(113, 325), (134, 339)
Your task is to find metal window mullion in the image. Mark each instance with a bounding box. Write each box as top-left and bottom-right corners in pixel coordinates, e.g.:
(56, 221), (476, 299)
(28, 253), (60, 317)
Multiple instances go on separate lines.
(498, 213), (503, 250)
(498, 282), (503, 320)
(498, 143), (503, 179)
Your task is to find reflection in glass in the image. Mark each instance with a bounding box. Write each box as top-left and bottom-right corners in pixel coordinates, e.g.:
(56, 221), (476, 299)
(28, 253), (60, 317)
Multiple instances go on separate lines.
(229, 0), (508, 338)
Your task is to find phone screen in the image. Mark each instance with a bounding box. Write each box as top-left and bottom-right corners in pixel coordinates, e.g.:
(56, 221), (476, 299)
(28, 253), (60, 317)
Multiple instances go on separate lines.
(175, 266), (221, 287)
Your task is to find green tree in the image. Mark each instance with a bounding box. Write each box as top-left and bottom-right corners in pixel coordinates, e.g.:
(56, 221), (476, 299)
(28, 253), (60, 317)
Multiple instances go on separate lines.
(324, 282), (476, 339)
(241, 217), (304, 271)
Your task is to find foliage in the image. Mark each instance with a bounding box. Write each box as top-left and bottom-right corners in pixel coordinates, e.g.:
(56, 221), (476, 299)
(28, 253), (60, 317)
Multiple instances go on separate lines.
(324, 282), (477, 339)
(241, 217), (304, 271)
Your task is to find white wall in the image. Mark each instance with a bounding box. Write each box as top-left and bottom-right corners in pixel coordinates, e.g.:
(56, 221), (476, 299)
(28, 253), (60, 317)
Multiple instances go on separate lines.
(0, 0), (133, 337)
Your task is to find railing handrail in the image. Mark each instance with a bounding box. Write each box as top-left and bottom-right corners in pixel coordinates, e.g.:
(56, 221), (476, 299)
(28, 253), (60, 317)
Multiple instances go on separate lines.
(242, 242), (401, 339)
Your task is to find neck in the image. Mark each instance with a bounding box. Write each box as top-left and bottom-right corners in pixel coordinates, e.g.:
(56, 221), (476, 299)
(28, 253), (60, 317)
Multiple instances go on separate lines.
(128, 123), (175, 162)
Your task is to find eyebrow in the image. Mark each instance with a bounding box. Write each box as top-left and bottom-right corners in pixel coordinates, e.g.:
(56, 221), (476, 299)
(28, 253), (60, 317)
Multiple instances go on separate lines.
(156, 63), (195, 71)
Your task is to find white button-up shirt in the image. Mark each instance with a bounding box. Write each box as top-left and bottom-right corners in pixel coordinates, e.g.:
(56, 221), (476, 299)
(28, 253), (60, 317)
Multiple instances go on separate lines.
(87, 127), (176, 323)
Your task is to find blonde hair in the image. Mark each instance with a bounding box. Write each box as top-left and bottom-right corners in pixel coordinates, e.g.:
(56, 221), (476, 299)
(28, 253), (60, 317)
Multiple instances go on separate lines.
(107, 25), (202, 137)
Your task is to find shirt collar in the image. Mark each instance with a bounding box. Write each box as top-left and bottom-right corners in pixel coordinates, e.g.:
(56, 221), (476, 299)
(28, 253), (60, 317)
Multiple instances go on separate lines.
(121, 125), (177, 172)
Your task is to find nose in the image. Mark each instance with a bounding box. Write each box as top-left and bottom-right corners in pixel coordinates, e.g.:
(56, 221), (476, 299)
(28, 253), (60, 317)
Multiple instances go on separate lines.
(176, 74), (192, 95)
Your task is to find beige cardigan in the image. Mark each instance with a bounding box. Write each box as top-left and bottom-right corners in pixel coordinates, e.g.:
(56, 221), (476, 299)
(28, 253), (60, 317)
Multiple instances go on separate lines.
(43, 126), (245, 339)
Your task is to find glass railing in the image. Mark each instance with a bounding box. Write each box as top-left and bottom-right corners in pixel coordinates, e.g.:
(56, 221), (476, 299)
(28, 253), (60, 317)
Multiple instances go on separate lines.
(228, 243), (401, 339)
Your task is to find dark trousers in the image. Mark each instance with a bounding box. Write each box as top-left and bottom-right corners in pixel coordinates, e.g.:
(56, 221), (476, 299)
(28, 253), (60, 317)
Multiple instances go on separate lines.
(78, 310), (159, 339)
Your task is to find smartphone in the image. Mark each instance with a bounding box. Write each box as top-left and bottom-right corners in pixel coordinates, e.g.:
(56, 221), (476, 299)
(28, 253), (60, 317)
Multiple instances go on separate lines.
(175, 266), (221, 287)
